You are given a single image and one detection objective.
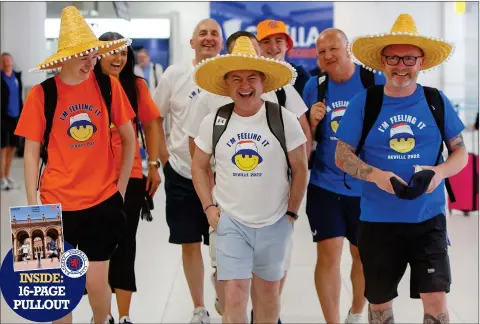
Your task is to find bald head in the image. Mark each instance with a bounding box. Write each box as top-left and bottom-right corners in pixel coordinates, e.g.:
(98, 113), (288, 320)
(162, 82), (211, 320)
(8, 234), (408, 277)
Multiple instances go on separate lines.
(315, 28), (353, 78)
(192, 18), (223, 39)
(317, 28), (348, 46)
(190, 18), (224, 62)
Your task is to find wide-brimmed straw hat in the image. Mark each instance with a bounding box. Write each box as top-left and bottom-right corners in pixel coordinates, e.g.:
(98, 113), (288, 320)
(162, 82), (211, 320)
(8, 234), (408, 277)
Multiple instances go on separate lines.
(193, 36), (296, 96)
(348, 14), (454, 73)
(30, 6), (131, 72)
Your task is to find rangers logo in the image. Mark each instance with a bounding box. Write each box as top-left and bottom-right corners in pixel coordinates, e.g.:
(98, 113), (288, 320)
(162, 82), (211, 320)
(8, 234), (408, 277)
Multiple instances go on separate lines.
(60, 249), (89, 278)
(268, 20), (277, 28)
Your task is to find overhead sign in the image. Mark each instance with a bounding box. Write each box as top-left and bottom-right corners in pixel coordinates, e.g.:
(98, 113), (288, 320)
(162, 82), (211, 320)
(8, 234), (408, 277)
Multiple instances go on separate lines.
(210, 1), (334, 72)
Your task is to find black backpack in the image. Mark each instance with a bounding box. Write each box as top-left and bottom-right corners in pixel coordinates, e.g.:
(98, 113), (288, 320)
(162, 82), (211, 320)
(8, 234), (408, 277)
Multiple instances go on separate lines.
(315, 66), (375, 142)
(309, 66), (375, 169)
(344, 85), (456, 203)
(212, 101), (291, 174)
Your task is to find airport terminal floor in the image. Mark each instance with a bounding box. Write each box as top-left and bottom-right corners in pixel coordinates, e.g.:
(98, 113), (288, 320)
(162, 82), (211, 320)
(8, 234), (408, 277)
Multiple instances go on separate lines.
(1, 150), (478, 323)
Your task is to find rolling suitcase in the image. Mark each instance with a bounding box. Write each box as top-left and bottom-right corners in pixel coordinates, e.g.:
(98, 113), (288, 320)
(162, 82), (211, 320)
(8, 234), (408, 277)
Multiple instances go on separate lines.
(448, 152), (479, 215)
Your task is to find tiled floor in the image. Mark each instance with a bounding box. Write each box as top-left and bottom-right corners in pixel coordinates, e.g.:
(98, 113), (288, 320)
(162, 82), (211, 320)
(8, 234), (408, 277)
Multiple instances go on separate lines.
(1, 157), (478, 323)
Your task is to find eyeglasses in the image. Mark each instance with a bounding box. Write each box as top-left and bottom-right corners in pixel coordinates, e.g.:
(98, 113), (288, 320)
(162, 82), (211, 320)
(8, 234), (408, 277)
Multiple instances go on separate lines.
(382, 55), (423, 67)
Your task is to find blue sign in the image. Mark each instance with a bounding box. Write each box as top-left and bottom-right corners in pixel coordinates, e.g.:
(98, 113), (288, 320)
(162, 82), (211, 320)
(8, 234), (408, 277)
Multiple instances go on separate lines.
(0, 242), (87, 322)
(210, 1), (334, 72)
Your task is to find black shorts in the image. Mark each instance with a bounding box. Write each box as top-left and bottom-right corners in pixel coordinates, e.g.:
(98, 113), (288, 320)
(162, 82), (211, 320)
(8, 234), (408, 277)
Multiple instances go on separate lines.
(358, 214), (451, 304)
(1, 117), (18, 148)
(109, 177), (145, 292)
(163, 161), (209, 245)
(306, 184), (361, 244)
(62, 192), (126, 262)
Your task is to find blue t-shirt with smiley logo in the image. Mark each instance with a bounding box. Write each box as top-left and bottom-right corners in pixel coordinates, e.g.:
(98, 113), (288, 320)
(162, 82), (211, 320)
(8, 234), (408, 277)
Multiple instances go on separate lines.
(303, 64), (385, 196)
(336, 84), (465, 223)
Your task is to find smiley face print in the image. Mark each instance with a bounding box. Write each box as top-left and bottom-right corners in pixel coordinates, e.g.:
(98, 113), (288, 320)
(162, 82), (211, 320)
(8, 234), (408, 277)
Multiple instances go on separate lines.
(67, 113), (97, 142)
(231, 140), (263, 172)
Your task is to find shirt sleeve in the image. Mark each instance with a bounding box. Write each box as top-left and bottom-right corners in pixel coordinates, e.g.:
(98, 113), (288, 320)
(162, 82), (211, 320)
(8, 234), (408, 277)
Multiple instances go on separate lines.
(194, 113), (215, 154)
(110, 76), (136, 127)
(335, 90), (367, 149)
(284, 84), (308, 118)
(440, 91), (465, 140)
(14, 84), (45, 142)
(152, 66), (174, 117)
(183, 91), (212, 138)
(136, 78), (160, 123)
(282, 108), (307, 152)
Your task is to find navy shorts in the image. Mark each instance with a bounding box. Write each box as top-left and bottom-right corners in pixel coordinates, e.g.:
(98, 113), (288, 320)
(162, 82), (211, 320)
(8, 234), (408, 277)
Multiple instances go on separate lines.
(163, 161), (209, 245)
(306, 183), (361, 245)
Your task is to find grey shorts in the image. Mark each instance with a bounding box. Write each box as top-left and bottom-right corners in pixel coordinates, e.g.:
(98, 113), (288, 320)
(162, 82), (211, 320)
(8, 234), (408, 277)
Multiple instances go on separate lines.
(216, 212), (293, 282)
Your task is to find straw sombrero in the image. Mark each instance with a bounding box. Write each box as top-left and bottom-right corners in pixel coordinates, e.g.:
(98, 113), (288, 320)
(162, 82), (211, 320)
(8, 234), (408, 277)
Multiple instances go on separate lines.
(349, 14), (454, 73)
(193, 36), (296, 96)
(30, 6), (131, 72)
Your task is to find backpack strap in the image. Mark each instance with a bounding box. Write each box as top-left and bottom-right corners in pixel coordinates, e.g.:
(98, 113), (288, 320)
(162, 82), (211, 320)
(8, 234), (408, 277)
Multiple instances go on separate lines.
(212, 103), (235, 157)
(275, 88), (286, 108)
(265, 101), (291, 174)
(344, 85), (384, 189)
(152, 64), (159, 89)
(356, 85), (384, 155)
(359, 66), (375, 89)
(423, 86), (456, 202)
(39, 77), (58, 190)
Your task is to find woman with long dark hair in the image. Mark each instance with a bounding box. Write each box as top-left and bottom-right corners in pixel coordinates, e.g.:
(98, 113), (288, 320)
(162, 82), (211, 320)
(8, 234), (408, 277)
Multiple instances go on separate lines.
(95, 32), (162, 324)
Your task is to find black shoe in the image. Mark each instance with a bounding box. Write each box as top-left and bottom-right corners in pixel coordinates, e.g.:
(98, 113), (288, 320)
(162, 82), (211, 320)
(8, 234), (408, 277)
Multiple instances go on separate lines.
(250, 310), (282, 324)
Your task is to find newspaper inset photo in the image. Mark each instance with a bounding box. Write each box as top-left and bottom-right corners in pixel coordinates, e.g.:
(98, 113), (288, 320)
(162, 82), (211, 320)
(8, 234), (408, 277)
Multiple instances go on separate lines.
(9, 204), (64, 272)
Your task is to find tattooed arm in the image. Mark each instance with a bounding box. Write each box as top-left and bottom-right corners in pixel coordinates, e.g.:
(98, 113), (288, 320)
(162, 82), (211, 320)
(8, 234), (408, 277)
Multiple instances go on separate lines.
(335, 140), (407, 194)
(335, 140), (375, 181)
(437, 133), (468, 178)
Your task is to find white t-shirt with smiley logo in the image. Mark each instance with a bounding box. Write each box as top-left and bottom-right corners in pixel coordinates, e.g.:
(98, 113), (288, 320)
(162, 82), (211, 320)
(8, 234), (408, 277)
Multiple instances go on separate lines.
(194, 103), (307, 228)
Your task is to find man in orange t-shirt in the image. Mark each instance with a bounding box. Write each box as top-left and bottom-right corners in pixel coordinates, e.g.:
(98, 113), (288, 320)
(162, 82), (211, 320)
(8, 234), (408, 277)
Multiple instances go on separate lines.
(14, 6), (136, 324)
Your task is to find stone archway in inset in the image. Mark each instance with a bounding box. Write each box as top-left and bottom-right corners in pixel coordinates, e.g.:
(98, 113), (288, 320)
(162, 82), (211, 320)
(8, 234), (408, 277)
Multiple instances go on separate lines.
(15, 231), (30, 262)
(31, 229), (45, 260)
(46, 227), (61, 259)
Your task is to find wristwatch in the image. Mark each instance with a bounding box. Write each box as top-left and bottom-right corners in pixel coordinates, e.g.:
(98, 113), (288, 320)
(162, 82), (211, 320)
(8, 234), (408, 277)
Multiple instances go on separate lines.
(286, 210), (298, 220)
(148, 159), (161, 168)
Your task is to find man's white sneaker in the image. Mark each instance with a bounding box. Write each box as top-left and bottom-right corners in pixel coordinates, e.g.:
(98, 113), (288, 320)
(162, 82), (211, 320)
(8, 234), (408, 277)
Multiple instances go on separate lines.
(6, 177), (19, 189)
(0, 178), (10, 190)
(119, 315), (133, 324)
(344, 309), (363, 323)
(190, 307), (210, 324)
